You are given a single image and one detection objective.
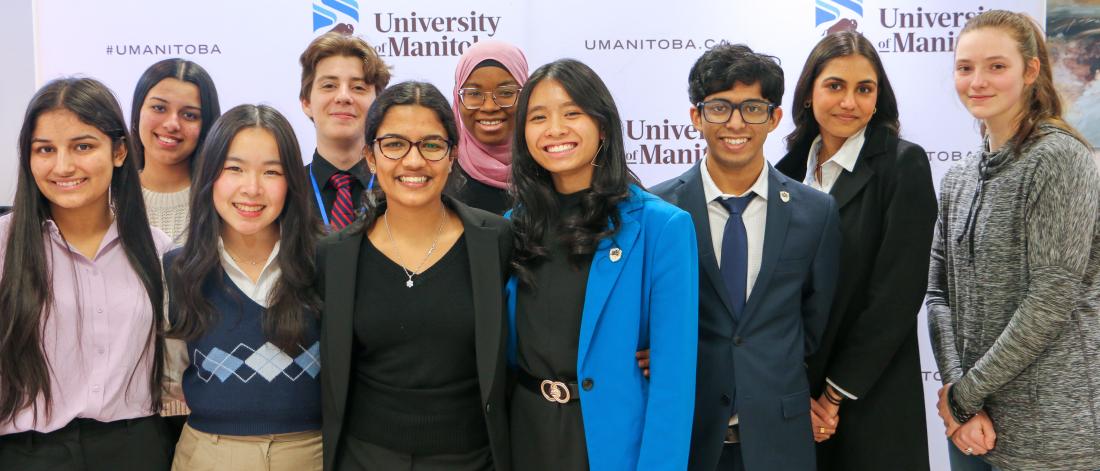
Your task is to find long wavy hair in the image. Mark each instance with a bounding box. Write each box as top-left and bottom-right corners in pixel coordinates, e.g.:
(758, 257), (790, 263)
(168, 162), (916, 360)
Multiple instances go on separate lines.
(0, 78), (165, 424)
(166, 105), (322, 352)
(786, 31), (900, 152)
(509, 59), (639, 288)
(959, 10), (1088, 149)
(130, 58), (221, 172)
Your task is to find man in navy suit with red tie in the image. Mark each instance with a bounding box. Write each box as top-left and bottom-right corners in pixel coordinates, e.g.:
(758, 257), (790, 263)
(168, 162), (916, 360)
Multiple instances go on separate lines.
(651, 44), (841, 471)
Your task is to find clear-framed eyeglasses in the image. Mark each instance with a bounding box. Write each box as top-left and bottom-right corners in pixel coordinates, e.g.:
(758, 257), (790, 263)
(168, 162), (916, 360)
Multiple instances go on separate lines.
(696, 98), (776, 125)
(373, 135), (453, 161)
(457, 85), (522, 110)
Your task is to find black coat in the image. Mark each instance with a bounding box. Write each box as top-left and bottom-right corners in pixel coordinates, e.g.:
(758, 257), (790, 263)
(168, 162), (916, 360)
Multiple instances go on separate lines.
(315, 196), (512, 471)
(776, 125), (937, 471)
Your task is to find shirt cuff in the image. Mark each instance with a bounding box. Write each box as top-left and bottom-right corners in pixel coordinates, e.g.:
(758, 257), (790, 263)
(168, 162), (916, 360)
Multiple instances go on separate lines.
(826, 378), (858, 400)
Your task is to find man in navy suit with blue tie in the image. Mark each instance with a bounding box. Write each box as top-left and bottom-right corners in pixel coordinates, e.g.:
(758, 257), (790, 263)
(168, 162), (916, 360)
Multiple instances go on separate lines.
(651, 44), (841, 471)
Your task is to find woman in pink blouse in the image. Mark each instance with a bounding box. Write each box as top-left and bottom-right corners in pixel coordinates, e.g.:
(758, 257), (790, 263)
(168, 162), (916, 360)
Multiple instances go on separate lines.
(0, 77), (175, 471)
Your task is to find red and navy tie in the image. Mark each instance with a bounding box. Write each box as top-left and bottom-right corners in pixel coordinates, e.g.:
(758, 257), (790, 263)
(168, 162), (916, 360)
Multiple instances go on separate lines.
(328, 172), (356, 229)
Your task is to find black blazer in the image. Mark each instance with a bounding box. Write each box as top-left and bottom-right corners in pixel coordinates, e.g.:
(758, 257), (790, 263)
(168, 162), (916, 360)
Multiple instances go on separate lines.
(776, 124), (937, 471)
(315, 196), (512, 471)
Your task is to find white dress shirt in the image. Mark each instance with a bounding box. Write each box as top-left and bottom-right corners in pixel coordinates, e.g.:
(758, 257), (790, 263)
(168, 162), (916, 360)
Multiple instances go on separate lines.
(804, 127), (865, 194)
(218, 238), (282, 308)
(803, 130), (866, 401)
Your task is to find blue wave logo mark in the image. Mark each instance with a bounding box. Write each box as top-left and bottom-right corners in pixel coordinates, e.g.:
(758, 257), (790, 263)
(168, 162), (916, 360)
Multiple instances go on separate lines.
(313, 0), (359, 33)
(815, 0), (862, 34)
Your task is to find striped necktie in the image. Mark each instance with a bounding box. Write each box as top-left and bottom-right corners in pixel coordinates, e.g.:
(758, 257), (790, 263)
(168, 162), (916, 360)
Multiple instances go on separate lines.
(328, 172), (356, 229)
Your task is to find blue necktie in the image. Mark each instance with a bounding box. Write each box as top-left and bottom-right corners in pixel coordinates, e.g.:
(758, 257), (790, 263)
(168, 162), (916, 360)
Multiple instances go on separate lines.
(718, 194), (754, 418)
(718, 195), (755, 322)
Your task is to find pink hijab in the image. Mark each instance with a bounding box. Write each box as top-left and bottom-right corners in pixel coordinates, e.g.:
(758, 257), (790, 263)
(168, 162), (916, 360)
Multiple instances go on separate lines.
(452, 40), (529, 190)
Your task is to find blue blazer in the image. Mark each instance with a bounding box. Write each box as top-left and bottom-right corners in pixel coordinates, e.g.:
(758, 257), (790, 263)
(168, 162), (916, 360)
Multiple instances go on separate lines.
(507, 185), (699, 470)
(651, 163), (841, 471)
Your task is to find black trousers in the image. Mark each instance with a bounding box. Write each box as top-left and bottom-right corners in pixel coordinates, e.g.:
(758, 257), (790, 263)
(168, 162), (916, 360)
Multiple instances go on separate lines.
(335, 434), (493, 471)
(0, 415), (173, 471)
(718, 443), (746, 471)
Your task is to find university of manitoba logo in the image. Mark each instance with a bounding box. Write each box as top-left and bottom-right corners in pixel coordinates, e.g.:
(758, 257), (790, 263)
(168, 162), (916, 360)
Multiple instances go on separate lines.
(815, 0), (863, 35)
(313, 0), (359, 34)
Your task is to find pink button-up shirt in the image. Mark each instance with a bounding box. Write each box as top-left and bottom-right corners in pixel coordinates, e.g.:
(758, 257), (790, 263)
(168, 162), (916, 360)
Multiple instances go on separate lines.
(0, 213), (171, 434)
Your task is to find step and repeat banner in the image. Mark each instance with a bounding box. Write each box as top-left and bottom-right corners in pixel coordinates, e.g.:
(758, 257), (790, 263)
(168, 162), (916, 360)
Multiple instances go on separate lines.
(30, 0), (1050, 468)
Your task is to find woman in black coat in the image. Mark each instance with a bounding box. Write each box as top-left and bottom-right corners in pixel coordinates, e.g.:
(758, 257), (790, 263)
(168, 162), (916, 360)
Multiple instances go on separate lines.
(775, 31), (937, 471)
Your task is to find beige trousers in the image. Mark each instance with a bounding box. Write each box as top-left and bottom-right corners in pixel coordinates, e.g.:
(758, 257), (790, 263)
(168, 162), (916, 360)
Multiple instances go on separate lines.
(171, 423), (322, 471)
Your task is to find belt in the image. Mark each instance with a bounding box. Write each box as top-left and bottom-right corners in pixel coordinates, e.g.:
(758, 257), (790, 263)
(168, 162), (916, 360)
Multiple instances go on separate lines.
(517, 369), (580, 404)
(724, 424), (741, 444)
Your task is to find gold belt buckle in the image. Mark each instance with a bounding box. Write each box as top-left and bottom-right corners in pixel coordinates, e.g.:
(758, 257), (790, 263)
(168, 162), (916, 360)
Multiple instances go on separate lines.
(540, 380), (571, 404)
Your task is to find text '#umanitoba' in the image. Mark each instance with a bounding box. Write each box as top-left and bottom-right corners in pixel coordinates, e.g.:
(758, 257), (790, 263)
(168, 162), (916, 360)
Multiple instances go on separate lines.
(105, 44), (223, 56)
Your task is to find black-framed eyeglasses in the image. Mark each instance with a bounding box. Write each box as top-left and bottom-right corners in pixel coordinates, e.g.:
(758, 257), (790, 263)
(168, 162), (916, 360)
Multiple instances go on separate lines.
(696, 99), (776, 125)
(373, 135), (452, 161)
(457, 85), (522, 110)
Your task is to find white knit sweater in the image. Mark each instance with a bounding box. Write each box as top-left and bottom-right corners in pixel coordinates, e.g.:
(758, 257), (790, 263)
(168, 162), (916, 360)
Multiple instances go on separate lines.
(142, 186), (190, 246)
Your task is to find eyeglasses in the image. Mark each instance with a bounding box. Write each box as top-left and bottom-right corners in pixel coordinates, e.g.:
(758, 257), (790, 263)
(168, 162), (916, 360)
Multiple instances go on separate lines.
(696, 99), (776, 125)
(457, 85), (522, 110)
(373, 135), (452, 161)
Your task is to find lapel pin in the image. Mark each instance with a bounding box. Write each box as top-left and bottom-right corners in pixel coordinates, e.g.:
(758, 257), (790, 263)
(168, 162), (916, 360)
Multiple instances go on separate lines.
(609, 247), (622, 262)
(780, 190), (790, 203)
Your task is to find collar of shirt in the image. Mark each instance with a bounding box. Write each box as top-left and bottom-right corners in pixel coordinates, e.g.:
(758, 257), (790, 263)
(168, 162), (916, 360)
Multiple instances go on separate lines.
(805, 126), (866, 190)
(310, 149), (371, 189)
(44, 218), (121, 260)
(700, 155), (770, 202)
(218, 237), (282, 308)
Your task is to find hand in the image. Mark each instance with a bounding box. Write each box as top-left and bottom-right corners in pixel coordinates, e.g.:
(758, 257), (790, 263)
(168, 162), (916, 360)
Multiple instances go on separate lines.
(810, 397), (838, 442)
(951, 410), (996, 456)
(636, 349), (650, 378)
(937, 383), (963, 437)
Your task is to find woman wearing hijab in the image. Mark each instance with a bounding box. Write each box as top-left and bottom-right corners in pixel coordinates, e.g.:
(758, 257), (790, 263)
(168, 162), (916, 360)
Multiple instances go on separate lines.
(447, 40), (529, 214)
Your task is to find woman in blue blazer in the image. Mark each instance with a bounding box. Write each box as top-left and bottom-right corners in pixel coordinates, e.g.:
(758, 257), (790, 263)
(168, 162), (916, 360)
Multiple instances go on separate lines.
(505, 58), (699, 471)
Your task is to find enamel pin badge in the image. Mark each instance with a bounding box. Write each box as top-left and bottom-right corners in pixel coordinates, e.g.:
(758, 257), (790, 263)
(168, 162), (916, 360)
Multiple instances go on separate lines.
(609, 247), (623, 262)
(780, 190), (790, 203)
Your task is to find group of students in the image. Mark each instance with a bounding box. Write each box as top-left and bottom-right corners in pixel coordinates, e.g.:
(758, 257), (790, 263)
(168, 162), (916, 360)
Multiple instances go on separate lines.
(0, 8), (1098, 471)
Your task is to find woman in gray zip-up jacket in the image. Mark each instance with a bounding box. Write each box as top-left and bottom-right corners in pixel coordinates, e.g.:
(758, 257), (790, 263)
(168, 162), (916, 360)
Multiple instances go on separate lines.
(927, 10), (1100, 471)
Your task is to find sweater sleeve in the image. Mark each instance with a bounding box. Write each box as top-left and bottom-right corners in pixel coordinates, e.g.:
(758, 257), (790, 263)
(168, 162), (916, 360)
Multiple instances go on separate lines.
(926, 172), (964, 385)
(952, 138), (1100, 413)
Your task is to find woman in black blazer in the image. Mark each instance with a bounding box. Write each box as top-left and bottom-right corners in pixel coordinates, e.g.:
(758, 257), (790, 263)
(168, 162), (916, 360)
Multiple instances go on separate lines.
(315, 81), (511, 471)
(776, 31), (937, 471)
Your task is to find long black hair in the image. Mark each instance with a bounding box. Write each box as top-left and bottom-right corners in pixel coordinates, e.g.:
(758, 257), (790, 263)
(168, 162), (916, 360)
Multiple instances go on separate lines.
(353, 81), (460, 231)
(509, 59), (640, 287)
(0, 77), (166, 423)
(130, 58), (221, 172)
(786, 31), (900, 152)
(167, 105), (322, 352)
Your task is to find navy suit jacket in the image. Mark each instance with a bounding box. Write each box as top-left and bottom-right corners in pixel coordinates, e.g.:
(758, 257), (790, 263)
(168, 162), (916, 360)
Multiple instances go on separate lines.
(651, 162), (841, 471)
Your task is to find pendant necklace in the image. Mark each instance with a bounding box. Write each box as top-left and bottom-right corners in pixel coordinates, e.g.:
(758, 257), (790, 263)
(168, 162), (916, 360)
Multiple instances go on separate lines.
(384, 205), (447, 288)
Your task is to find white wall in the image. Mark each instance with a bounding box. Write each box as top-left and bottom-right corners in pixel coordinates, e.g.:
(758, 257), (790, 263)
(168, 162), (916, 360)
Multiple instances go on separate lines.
(0, 0), (35, 206)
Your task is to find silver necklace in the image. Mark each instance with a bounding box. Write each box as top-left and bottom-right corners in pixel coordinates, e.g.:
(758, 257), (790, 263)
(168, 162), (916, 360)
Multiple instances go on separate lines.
(383, 206), (447, 288)
(226, 248), (259, 267)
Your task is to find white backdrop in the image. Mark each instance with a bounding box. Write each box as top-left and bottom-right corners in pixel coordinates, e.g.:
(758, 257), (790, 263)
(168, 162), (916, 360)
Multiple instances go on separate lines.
(26, 0), (1047, 468)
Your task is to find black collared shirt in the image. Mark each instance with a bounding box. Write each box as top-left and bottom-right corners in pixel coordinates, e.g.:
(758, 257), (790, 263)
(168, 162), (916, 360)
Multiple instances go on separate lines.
(305, 150), (374, 223)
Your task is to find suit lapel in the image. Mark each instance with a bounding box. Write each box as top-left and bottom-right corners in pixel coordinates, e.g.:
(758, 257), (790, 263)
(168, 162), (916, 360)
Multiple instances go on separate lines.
(577, 202), (641, 368)
(453, 202), (502, 405)
(741, 167), (791, 325)
(679, 164), (738, 318)
(324, 231), (361, 432)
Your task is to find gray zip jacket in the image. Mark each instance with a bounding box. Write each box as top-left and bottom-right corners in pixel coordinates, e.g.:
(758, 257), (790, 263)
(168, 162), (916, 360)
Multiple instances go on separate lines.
(927, 125), (1100, 471)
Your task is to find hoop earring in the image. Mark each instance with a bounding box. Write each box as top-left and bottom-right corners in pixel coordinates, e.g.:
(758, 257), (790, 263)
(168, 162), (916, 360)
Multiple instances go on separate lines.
(591, 140), (604, 167)
(803, 100), (812, 109)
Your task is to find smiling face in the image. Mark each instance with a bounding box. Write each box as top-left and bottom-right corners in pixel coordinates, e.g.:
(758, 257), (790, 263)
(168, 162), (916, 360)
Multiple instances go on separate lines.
(367, 104), (454, 211)
(138, 78), (203, 169)
(459, 65), (519, 146)
(524, 79), (602, 194)
(954, 27), (1040, 127)
(691, 81), (781, 177)
(811, 55), (878, 150)
(213, 127), (287, 241)
(29, 109), (126, 217)
(301, 55), (376, 144)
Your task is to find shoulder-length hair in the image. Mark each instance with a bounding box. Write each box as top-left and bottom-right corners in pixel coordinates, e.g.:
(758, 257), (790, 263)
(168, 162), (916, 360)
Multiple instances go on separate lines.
(509, 58), (640, 287)
(0, 77), (165, 423)
(167, 104), (322, 352)
(130, 58), (221, 172)
(786, 31), (901, 152)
